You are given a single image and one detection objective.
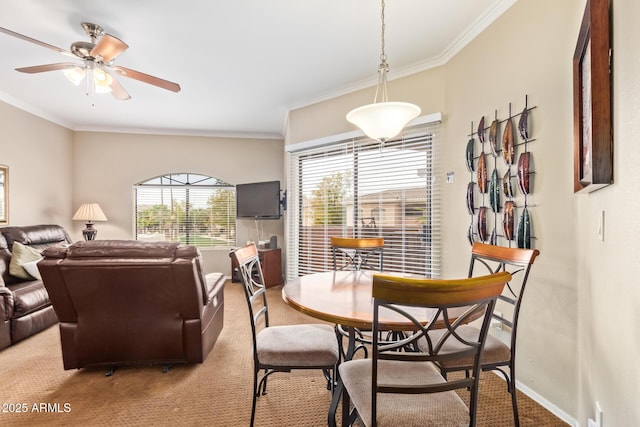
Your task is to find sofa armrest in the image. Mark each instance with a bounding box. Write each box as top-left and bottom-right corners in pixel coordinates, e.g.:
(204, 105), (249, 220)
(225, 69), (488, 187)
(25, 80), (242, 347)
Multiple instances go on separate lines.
(0, 286), (14, 321)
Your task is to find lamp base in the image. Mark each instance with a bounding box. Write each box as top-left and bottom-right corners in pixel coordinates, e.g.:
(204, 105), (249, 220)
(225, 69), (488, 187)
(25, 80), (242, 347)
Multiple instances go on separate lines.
(82, 222), (98, 241)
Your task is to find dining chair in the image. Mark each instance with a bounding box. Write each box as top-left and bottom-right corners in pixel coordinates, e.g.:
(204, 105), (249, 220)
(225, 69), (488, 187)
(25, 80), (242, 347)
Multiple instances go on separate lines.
(331, 236), (385, 358)
(338, 271), (511, 427)
(331, 236), (384, 271)
(230, 244), (340, 427)
(420, 242), (540, 427)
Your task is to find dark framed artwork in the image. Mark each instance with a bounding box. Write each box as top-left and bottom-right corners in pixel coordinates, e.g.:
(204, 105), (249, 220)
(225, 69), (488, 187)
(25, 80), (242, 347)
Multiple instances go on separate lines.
(573, 0), (613, 193)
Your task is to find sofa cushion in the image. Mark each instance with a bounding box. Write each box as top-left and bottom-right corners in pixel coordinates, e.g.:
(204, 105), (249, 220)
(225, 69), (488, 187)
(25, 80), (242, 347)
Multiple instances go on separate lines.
(9, 242), (43, 280)
(8, 281), (50, 317)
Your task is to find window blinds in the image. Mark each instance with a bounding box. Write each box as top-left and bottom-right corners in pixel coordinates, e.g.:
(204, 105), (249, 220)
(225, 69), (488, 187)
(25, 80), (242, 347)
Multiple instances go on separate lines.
(134, 173), (236, 248)
(287, 122), (441, 279)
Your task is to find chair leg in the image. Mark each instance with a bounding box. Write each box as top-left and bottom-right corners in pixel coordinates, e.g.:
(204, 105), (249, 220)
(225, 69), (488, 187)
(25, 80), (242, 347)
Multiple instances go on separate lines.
(257, 369), (272, 396)
(510, 383), (520, 427)
(324, 367), (336, 391)
(250, 368), (259, 427)
(341, 385), (351, 427)
(329, 379), (343, 427)
(508, 363), (520, 427)
(493, 364), (520, 427)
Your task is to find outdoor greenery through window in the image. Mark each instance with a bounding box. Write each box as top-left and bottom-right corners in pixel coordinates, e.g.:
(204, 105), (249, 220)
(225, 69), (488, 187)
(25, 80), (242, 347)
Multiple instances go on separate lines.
(134, 173), (236, 248)
(287, 121), (441, 278)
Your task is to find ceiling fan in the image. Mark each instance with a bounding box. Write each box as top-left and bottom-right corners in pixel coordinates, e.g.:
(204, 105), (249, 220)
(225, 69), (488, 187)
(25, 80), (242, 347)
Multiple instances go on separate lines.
(0, 22), (181, 100)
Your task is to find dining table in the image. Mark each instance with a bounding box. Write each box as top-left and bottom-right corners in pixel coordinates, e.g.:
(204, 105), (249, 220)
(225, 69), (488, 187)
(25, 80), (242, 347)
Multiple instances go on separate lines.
(282, 269), (434, 354)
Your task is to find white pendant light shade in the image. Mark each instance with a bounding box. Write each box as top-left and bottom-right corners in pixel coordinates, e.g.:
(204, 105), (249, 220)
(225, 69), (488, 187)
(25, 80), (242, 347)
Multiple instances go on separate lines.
(346, 0), (421, 143)
(347, 101), (421, 142)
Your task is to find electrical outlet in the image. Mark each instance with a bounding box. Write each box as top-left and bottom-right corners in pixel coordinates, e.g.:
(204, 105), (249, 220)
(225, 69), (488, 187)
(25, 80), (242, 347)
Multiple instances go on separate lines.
(491, 312), (503, 330)
(596, 401), (603, 427)
(588, 401), (603, 427)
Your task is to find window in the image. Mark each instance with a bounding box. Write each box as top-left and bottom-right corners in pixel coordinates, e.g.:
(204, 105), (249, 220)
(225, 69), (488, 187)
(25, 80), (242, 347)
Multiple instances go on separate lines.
(287, 120), (441, 278)
(134, 173), (236, 248)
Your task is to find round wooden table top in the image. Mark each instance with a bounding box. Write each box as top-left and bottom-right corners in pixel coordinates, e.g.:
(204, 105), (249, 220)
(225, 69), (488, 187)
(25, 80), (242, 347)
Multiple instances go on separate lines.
(282, 270), (441, 330)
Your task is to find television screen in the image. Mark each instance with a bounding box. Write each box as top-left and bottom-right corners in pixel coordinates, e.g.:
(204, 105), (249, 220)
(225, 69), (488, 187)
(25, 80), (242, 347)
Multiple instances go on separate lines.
(236, 181), (281, 219)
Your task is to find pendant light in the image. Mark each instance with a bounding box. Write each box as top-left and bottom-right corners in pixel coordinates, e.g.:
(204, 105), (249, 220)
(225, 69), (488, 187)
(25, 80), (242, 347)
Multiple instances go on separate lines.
(346, 0), (421, 143)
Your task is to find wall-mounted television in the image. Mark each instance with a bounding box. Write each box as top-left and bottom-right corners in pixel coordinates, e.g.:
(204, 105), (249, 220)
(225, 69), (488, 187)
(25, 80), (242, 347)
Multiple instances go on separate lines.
(236, 180), (282, 220)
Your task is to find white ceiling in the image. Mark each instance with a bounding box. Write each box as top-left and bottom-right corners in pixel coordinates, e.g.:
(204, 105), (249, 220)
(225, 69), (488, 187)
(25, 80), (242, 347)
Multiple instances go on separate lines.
(0, 0), (516, 139)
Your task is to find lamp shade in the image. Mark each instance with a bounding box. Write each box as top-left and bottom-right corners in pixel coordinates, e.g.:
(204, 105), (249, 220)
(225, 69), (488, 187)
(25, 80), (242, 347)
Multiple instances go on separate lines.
(346, 101), (421, 142)
(72, 203), (108, 222)
(63, 67), (85, 86)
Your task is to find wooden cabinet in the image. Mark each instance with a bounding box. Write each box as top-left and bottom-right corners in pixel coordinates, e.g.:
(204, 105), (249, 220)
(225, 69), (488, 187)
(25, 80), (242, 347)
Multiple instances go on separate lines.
(258, 248), (283, 288)
(231, 248), (282, 288)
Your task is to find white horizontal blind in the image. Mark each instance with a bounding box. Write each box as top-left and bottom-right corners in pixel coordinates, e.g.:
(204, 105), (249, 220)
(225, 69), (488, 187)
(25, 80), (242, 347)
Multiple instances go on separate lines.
(134, 173), (236, 248)
(287, 122), (441, 278)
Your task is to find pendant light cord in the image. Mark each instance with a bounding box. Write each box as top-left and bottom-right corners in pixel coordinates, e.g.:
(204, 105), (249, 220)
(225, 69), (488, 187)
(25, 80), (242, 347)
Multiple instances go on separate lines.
(380, 0), (387, 64)
(346, 0), (421, 143)
(375, 0), (389, 104)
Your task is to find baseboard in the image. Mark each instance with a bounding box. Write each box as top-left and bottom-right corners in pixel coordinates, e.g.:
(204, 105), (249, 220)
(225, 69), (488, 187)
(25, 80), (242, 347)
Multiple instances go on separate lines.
(492, 372), (578, 426)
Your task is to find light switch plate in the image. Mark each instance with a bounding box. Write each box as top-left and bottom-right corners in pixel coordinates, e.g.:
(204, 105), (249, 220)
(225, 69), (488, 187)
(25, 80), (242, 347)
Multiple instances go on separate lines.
(446, 172), (454, 184)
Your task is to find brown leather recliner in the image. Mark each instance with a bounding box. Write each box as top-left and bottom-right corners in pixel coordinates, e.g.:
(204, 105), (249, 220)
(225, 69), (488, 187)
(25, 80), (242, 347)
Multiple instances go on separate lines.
(38, 240), (224, 371)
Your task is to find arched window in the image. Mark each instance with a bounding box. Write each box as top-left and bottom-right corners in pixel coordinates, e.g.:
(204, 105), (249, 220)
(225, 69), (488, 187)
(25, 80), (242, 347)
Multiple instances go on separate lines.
(134, 173), (236, 248)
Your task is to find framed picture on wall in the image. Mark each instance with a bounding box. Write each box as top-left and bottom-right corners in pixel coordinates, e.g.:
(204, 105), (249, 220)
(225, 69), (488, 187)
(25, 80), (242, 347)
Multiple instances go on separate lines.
(0, 165), (8, 225)
(573, 0), (613, 193)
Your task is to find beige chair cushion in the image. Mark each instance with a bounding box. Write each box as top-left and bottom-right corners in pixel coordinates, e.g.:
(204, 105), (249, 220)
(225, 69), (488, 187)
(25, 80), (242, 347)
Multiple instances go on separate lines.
(339, 359), (470, 427)
(419, 325), (512, 369)
(256, 323), (339, 367)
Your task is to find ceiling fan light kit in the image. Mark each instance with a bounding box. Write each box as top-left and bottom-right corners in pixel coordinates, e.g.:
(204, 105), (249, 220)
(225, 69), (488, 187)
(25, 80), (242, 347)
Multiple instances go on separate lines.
(0, 22), (181, 100)
(346, 0), (420, 143)
(63, 62), (113, 95)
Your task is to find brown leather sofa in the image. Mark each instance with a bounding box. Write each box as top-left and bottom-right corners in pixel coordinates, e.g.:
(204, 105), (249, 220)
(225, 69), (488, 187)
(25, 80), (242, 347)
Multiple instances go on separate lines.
(38, 240), (224, 371)
(0, 224), (72, 350)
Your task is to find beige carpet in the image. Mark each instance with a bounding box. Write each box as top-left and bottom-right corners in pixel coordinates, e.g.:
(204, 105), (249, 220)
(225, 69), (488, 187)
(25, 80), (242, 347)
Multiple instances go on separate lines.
(0, 281), (567, 426)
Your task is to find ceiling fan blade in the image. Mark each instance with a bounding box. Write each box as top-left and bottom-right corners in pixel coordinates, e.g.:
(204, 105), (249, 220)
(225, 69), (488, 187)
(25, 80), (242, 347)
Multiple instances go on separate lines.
(16, 62), (80, 74)
(90, 34), (128, 63)
(0, 26), (75, 58)
(105, 70), (131, 100)
(112, 66), (181, 93)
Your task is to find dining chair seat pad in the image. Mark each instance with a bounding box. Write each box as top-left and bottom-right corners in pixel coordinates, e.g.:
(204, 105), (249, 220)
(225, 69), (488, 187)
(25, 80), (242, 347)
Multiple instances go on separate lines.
(256, 323), (339, 367)
(419, 325), (511, 369)
(339, 359), (469, 427)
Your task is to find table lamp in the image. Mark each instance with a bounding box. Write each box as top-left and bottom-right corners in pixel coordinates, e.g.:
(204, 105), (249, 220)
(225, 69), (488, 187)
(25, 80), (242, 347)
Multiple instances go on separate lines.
(72, 203), (108, 240)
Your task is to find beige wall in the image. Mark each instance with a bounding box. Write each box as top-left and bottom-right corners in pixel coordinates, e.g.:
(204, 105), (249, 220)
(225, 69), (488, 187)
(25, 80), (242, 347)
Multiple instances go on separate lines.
(72, 131), (284, 274)
(443, 0), (581, 421)
(0, 102), (73, 228)
(287, 0), (639, 425)
(0, 103), (285, 275)
(576, 0), (640, 424)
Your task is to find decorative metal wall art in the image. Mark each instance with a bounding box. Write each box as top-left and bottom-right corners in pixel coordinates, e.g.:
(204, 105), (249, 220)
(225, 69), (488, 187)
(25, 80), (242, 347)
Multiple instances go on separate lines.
(465, 96), (536, 249)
